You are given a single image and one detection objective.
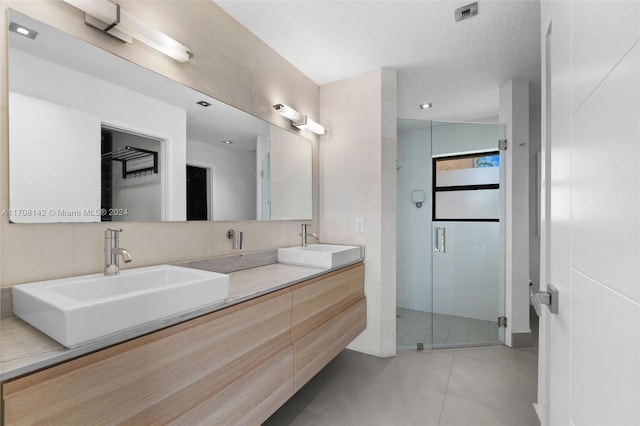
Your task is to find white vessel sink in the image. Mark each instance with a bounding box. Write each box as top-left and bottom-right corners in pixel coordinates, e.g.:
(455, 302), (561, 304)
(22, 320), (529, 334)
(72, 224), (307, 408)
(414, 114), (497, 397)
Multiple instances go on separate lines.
(12, 265), (229, 348)
(277, 244), (362, 269)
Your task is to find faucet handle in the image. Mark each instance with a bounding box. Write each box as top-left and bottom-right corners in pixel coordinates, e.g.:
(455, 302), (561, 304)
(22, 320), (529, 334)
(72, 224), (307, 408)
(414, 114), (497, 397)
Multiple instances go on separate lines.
(105, 228), (123, 239)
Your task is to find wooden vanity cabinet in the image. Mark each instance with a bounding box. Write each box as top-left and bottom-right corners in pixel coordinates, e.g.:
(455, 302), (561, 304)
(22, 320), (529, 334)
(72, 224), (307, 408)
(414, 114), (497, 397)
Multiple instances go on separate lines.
(2, 263), (365, 425)
(291, 263), (366, 390)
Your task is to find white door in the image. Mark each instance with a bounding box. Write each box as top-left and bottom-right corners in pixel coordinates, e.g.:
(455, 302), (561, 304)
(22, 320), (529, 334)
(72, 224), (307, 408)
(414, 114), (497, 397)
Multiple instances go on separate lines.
(537, 2), (640, 425)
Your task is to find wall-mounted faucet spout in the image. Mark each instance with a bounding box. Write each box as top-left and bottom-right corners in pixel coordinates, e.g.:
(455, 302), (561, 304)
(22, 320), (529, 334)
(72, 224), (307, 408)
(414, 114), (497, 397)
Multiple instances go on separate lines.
(104, 228), (132, 276)
(300, 224), (319, 247)
(227, 229), (243, 251)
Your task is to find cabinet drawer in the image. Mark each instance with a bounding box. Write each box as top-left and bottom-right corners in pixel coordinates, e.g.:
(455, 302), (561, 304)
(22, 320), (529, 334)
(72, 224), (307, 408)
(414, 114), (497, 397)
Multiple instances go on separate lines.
(291, 263), (365, 341)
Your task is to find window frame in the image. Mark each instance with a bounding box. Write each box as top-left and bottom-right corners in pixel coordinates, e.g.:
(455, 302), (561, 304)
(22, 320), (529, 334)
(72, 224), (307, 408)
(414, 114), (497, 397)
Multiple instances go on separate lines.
(432, 151), (500, 222)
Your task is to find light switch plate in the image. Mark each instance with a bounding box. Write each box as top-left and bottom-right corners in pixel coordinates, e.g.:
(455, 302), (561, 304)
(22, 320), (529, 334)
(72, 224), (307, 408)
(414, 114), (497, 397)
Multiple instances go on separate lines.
(355, 217), (365, 233)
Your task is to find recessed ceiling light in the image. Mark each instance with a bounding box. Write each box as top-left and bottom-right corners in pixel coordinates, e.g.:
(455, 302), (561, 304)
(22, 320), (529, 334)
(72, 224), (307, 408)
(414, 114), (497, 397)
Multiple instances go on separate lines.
(222, 140), (234, 144)
(197, 100), (211, 107)
(419, 103), (433, 109)
(9, 22), (38, 40)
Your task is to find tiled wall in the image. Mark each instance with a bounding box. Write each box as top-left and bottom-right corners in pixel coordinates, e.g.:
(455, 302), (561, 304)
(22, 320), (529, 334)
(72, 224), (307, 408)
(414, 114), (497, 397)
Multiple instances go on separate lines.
(539, 1), (640, 424)
(396, 125), (432, 312)
(319, 68), (397, 357)
(0, 1), (319, 287)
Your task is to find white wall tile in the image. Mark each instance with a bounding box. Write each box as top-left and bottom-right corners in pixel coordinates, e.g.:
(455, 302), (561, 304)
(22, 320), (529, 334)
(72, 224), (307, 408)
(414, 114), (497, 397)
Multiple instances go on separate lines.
(320, 68), (397, 356)
(319, 136), (351, 180)
(346, 102), (382, 142)
(348, 139), (382, 177)
(348, 69), (382, 106)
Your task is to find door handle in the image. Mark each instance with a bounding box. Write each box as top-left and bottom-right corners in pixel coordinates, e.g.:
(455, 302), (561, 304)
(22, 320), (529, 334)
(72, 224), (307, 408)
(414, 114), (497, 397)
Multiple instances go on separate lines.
(530, 284), (559, 316)
(434, 227), (446, 253)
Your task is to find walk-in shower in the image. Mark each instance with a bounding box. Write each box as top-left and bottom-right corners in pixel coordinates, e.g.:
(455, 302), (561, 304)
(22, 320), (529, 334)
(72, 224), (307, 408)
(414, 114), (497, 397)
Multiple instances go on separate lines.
(396, 119), (506, 350)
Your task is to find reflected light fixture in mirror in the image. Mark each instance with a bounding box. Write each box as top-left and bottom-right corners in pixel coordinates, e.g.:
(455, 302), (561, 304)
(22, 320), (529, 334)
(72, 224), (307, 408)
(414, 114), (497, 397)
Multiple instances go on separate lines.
(62, 0), (192, 62)
(9, 22), (38, 39)
(273, 103), (326, 135)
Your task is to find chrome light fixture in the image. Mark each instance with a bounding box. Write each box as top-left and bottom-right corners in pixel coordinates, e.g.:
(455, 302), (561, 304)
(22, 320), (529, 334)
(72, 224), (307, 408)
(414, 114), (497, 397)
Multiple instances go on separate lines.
(273, 104), (326, 135)
(419, 102), (433, 109)
(62, 0), (192, 63)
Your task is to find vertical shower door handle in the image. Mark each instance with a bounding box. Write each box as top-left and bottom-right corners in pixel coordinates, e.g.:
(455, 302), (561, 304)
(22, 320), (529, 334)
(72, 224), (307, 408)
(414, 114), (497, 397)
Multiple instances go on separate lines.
(434, 227), (446, 253)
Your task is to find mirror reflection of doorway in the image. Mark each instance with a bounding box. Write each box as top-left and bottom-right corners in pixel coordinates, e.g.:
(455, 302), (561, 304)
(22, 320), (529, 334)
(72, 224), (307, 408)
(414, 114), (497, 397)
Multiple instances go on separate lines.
(186, 165), (209, 221)
(100, 127), (162, 222)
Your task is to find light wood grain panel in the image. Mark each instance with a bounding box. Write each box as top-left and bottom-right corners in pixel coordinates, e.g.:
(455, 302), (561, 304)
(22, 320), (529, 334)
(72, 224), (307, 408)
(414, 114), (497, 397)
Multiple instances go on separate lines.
(3, 291), (293, 425)
(294, 297), (366, 391)
(291, 263), (364, 341)
(168, 346), (294, 426)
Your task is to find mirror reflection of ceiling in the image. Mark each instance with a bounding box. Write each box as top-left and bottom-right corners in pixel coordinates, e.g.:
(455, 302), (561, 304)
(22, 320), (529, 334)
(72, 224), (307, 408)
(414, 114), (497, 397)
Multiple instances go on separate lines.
(9, 11), (267, 153)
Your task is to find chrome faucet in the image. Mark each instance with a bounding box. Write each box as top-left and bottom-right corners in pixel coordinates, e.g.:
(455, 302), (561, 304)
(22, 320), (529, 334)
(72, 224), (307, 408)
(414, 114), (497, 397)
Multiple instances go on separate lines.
(300, 224), (319, 247)
(104, 228), (132, 276)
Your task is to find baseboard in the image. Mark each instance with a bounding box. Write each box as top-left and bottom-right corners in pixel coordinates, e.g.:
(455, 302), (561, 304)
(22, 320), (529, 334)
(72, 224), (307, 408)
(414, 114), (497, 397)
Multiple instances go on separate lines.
(511, 331), (533, 348)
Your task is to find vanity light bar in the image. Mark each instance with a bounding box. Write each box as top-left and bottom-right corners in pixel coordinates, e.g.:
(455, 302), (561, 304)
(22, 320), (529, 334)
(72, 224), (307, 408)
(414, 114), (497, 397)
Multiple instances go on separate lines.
(294, 116), (326, 135)
(273, 104), (304, 123)
(62, 0), (192, 63)
(273, 104), (326, 135)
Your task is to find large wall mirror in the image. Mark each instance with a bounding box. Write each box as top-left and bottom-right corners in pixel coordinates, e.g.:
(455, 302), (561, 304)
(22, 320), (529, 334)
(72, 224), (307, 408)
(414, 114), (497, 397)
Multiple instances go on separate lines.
(7, 9), (312, 223)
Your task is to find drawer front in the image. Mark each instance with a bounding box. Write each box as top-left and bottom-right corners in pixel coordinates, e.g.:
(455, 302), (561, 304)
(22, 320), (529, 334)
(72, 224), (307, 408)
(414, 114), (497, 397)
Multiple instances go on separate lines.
(291, 263), (366, 391)
(291, 263), (365, 341)
(293, 297), (366, 391)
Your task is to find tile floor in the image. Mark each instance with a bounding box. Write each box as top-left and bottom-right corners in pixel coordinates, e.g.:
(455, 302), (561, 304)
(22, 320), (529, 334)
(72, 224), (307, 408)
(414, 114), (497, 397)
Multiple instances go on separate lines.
(396, 308), (499, 349)
(265, 315), (540, 426)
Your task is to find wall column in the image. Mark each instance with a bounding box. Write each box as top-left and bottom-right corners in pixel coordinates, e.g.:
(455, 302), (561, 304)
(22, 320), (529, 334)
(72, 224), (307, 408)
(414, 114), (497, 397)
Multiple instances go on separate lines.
(499, 79), (531, 347)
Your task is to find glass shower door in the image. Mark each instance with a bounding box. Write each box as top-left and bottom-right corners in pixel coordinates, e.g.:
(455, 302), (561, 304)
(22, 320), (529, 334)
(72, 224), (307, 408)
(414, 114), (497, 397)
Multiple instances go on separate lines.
(431, 122), (505, 348)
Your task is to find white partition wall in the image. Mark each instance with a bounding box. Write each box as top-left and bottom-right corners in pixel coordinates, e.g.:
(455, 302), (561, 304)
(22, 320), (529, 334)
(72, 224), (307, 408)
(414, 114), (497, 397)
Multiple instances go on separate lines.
(9, 93), (101, 223)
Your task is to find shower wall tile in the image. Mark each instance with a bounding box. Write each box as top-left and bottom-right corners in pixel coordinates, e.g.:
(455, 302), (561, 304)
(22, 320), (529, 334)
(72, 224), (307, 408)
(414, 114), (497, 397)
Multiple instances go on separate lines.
(396, 125), (432, 313)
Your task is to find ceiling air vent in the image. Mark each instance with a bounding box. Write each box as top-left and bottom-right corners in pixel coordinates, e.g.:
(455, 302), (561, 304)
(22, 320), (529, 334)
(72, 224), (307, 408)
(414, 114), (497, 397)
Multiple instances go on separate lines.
(454, 2), (478, 22)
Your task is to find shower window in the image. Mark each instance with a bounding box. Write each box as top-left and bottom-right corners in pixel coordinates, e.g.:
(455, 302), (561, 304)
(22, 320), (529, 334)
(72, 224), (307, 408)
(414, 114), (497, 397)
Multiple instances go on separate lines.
(432, 151), (500, 221)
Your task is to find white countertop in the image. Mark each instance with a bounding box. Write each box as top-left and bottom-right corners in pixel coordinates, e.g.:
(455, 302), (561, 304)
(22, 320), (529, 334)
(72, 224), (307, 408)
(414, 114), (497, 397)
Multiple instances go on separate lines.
(0, 261), (355, 382)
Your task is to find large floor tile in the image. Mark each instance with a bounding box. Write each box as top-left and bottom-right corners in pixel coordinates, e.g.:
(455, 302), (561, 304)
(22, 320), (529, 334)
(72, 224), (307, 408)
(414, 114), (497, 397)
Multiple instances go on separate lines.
(376, 350), (453, 391)
(321, 371), (446, 426)
(266, 343), (539, 426)
(264, 407), (323, 426)
(446, 354), (538, 418)
(439, 394), (540, 426)
(447, 345), (538, 378)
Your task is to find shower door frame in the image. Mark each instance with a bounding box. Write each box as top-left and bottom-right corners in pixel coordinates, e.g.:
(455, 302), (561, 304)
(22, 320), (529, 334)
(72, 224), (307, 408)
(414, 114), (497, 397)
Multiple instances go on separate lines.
(429, 126), (507, 349)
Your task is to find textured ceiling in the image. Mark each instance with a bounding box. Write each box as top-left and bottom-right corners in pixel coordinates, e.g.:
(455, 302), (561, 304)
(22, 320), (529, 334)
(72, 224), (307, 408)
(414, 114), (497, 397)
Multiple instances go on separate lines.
(215, 0), (541, 122)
